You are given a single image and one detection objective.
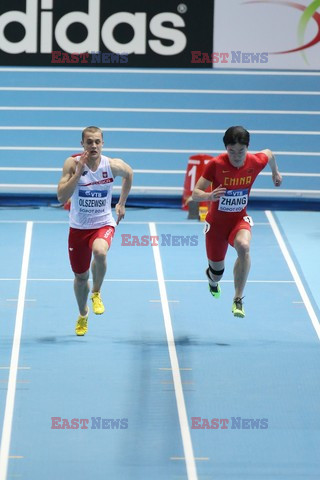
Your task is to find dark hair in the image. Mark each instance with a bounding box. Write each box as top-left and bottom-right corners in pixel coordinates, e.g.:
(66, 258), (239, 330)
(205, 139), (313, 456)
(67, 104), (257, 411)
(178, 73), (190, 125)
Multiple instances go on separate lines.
(82, 126), (103, 141)
(223, 126), (250, 147)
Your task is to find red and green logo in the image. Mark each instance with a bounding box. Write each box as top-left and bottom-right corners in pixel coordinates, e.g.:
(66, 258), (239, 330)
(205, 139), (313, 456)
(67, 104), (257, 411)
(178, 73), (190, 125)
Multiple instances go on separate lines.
(245, 0), (320, 62)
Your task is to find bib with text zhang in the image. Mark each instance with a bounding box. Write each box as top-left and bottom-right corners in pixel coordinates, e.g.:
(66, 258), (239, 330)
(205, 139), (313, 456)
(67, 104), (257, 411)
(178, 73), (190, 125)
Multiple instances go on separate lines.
(218, 188), (248, 213)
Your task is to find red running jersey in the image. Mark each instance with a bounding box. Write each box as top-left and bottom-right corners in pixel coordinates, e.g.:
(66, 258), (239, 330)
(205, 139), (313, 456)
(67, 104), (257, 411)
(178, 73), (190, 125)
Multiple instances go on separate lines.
(202, 152), (268, 223)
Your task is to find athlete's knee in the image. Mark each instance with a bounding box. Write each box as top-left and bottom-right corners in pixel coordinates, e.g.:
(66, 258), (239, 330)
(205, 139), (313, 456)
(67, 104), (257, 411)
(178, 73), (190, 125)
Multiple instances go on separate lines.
(92, 241), (107, 258)
(92, 249), (107, 263)
(234, 238), (250, 257)
(234, 229), (251, 255)
(75, 270), (89, 283)
(92, 238), (108, 259)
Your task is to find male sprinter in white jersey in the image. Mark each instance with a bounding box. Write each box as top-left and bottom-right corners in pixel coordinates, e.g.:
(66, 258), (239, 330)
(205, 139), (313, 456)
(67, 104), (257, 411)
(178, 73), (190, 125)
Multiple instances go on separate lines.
(57, 126), (133, 336)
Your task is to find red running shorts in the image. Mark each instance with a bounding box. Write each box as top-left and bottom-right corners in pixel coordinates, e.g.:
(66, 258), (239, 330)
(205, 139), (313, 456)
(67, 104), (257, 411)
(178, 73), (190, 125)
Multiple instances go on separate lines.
(68, 225), (115, 274)
(204, 216), (251, 262)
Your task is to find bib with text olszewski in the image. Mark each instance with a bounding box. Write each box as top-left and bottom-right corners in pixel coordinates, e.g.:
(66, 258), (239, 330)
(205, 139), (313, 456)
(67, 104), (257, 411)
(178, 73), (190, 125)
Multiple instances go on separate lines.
(218, 188), (248, 213)
(78, 188), (108, 212)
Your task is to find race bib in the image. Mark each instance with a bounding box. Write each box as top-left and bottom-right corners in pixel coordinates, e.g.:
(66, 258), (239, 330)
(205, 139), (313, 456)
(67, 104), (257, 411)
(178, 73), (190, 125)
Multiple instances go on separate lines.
(218, 189), (248, 213)
(78, 189), (108, 213)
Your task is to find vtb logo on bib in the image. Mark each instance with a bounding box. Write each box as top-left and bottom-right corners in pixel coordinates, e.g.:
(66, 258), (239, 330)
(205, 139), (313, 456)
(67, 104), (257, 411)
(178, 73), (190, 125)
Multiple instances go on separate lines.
(218, 189), (249, 213)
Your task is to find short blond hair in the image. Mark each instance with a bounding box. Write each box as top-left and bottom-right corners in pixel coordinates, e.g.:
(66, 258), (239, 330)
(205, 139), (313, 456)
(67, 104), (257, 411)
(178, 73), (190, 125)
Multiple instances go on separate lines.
(82, 126), (103, 141)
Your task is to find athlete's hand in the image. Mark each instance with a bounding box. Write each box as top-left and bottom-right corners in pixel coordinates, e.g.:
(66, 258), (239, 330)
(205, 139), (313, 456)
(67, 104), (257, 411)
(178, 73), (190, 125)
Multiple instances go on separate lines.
(115, 203), (125, 224)
(75, 150), (89, 176)
(208, 184), (227, 202)
(272, 171), (282, 187)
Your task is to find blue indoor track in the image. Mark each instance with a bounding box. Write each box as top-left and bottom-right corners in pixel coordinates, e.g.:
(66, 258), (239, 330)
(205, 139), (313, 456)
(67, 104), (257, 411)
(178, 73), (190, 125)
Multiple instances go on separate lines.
(0, 206), (319, 480)
(0, 68), (319, 202)
(0, 67), (319, 479)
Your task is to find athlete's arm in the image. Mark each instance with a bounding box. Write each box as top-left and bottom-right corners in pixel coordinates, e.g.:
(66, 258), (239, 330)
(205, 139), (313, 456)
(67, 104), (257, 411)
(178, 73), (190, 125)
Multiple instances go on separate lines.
(110, 158), (133, 224)
(57, 151), (89, 204)
(192, 176), (226, 202)
(261, 149), (282, 187)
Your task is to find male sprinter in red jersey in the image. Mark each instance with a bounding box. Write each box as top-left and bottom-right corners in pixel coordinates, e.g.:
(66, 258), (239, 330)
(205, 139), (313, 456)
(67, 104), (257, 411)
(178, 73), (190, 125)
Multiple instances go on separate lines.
(192, 126), (282, 318)
(57, 126), (133, 335)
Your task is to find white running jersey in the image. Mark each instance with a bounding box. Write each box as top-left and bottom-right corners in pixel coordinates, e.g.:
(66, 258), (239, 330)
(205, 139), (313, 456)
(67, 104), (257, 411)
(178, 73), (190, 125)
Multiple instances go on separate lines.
(69, 155), (117, 229)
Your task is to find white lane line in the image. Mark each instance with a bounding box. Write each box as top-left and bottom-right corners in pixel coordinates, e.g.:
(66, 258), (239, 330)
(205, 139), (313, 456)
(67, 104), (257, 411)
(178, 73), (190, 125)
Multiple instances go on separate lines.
(159, 368), (192, 371)
(0, 167), (319, 178)
(0, 167), (185, 174)
(0, 86), (318, 95)
(265, 211), (320, 340)
(0, 67), (320, 76)
(0, 380), (30, 384)
(259, 172), (320, 177)
(0, 367), (30, 370)
(1, 106), (320, 114)
(0, 221), (271, 225)
(0, 167), (60, 172)
(252, 188), (320, 195)
(161, 381), (194, 384)
(0, 167), (187, 173)
(0, 147), (318, 156)
(149, 300), (180, 303)
(1, 184), (319, 197)
(0, 221), (33, 480)
(170, 457), (209, 461)
(0, 221), (69, 224)
(0, 184), (183, 192)
(0, 278), (296, 283)
(1, 126), (320, 135)
(6, 299), (36, 302)
(149, 221), (198, 480)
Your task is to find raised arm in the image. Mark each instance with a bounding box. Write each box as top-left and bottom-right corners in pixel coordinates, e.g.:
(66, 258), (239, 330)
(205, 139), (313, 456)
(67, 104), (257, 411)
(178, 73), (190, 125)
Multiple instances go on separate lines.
(57, 151), (89, 204)
(261, 149), (282, 187)
(110, 158), (133, 224)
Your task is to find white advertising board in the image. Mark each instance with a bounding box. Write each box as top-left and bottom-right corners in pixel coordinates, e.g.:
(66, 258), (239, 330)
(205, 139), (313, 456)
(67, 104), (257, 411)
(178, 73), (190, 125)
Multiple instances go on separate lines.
(213, 0), (320, 70)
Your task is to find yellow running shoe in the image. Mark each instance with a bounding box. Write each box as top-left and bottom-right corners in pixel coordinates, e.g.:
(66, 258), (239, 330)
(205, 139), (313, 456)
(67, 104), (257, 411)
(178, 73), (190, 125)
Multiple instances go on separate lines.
(232, 297), (245, 318)
(75, 309), (89, 336)
(91, 292), (105, 315)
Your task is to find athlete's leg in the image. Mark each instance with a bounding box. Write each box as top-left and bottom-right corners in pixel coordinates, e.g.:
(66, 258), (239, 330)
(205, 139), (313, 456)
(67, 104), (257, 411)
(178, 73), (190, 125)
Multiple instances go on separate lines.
(74, 270), (90, 316)
(90, 238), (108, 315)
(207, 259), (225, 287)
(68, 228), (91, 319)
(91, 238), (109, 293)
(89, 227), (115, 315)
(205, 221), (228, 298)
(90, 226), (114, 293)
(233, 229), (251, 299)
